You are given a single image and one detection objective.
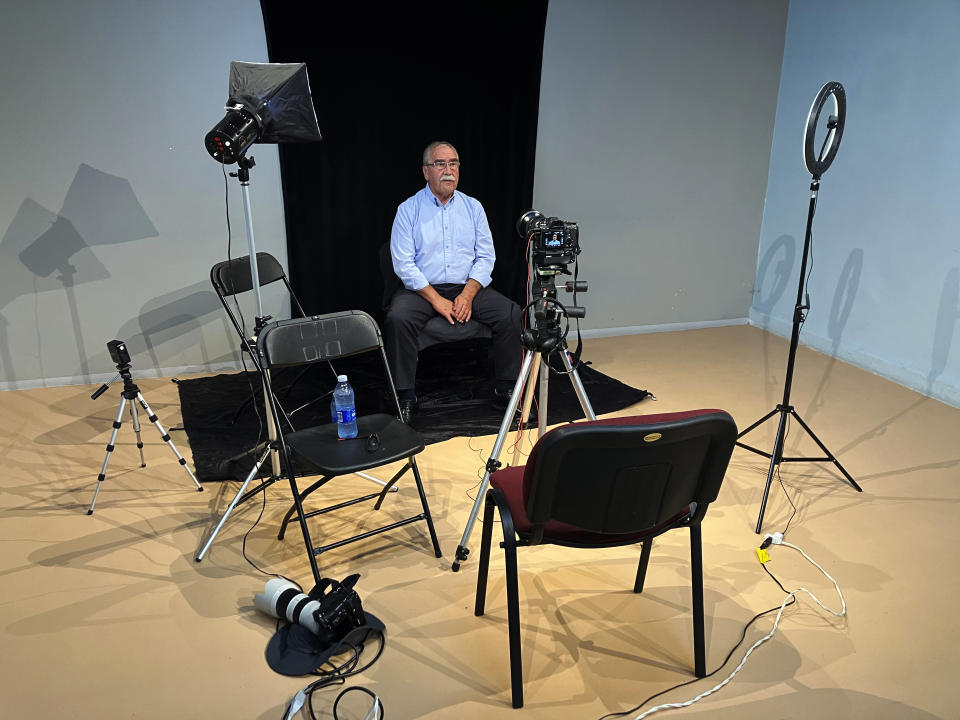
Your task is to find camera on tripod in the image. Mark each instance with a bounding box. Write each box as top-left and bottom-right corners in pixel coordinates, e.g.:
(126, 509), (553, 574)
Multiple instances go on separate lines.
(517, 209), (581, 269)
(107, 339), (131, 367)
(516, 209), (588, 353)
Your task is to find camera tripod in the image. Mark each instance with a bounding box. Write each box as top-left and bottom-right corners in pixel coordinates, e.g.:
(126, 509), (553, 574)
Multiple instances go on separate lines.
(451, 325), (596, 572)
(88, 357), (203, 514)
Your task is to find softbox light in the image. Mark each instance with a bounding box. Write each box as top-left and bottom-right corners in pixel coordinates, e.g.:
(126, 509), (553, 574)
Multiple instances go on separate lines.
(205, 61), (322, 164)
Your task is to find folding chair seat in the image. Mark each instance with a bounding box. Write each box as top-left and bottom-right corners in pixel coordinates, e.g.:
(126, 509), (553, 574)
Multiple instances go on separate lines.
(473, 409), (738, 708)
(258, 310), (442, 581)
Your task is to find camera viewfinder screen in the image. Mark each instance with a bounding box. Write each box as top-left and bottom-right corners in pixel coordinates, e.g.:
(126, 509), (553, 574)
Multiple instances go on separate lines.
(545, 232), (563, 247)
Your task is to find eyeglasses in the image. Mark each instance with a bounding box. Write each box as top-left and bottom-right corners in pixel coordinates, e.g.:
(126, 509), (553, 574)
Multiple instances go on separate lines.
(424, 159), (460, 170)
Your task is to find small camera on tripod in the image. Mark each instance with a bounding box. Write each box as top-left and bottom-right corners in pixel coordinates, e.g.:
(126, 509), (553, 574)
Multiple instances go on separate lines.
(107, 339), (131, 367)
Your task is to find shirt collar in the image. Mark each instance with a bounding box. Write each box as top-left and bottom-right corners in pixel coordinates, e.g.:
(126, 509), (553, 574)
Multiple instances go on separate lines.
(423, 183), (457, 207)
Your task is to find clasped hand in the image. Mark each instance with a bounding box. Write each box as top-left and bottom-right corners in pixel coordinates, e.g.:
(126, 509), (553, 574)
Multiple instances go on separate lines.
(434, 293), (473, 324)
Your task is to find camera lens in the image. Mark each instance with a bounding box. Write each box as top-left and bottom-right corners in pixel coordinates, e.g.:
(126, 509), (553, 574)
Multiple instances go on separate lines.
(254, 578), (321, 635)
(516, 209), (544, 239)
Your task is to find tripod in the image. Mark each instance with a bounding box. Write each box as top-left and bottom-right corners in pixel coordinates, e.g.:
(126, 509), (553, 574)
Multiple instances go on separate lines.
(737, 82), (861, 532)
(451, 275), (596, 571)
(88, 356), (203, 514)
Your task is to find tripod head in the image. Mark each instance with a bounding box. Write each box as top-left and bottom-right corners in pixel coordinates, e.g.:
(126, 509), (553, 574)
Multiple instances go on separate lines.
(521, 268), (588, 355)
(230, 153), (256, 183)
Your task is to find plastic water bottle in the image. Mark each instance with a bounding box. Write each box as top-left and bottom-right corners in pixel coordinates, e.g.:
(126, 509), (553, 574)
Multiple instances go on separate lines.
(333, 374), (358, 439)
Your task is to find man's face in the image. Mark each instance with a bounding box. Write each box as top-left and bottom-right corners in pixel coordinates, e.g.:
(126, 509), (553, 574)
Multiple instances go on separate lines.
(422, 145), (459, 201)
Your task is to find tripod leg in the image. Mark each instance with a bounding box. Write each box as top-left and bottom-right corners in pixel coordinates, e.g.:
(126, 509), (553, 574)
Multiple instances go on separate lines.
(128, 399), (146, 468)
(538, 356), (549, 436)
(790, 409), (862, 492)
(263, 372), (283, 477)
(88, 397), (127, 515)
(135, 392), (203, 491)
(512, 359), (540, 465)
(736, 407), (780, 440)
(560, 350), (597, 421)
(756, 409), (789, 533)
(196, 445), (272, 561)
(452, 350), (535, 571)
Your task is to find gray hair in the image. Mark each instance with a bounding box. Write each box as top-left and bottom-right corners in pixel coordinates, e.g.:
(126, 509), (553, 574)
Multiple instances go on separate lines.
(422, 140), (458, 165)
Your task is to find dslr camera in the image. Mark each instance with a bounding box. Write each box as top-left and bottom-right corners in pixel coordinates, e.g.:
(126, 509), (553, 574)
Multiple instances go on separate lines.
(254, 574), (367, 645)
(516, 210), (580, 269)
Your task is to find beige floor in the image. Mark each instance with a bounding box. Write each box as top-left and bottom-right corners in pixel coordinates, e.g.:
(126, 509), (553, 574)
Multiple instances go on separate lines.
(1, 325), (956, 719)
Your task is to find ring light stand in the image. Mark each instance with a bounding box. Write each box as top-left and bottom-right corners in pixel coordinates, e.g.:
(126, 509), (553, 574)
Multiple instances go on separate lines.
(737, 81), (861, 533)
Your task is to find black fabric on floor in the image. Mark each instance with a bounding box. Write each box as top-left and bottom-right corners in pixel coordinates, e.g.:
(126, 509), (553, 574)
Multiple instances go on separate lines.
(176, 342), (652, 482)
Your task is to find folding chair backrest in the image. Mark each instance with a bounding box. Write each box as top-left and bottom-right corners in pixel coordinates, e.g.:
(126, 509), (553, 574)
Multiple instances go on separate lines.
(258, 311), (383, 369)
(211, 252), (287, 297)
(522, 410), (737, 534)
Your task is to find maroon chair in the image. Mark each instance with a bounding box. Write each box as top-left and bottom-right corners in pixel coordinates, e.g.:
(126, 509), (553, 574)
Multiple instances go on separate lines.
(473, 409), (738, 708)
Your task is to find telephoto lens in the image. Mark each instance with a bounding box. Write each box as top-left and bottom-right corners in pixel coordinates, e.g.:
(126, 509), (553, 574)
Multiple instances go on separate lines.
(253, 578), (321, 635)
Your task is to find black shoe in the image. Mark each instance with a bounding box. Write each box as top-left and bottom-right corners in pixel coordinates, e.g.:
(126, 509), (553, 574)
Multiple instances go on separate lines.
(492, 387), (513, 410)
(398, 398), (418, 424)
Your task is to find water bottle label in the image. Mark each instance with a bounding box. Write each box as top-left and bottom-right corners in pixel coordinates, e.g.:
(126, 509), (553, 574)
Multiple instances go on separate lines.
(338, 407), (356, 423)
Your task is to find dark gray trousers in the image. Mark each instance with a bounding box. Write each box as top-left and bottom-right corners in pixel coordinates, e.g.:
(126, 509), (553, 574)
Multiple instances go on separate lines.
(383, 283), (522, 393)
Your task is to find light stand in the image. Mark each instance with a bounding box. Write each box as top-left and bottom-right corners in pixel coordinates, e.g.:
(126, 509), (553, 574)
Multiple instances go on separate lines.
(195, 62), (393, 565)
(451, 242), (595, 572)
(88, 340), (203, 514)
(737, 82), (862, 533)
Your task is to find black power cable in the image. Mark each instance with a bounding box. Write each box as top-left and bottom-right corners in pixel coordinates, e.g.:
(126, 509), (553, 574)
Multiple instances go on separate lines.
(596, 566), (796, 720)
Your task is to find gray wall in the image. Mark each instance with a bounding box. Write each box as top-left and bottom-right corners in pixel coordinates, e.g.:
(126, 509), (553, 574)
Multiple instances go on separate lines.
(752, 0), (960, 407)
(0, 0), (287, 389)
(534, 0), (788, 333)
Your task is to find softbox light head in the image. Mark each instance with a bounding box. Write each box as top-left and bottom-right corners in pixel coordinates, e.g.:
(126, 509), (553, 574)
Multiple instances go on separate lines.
(205, 61), (322, 164)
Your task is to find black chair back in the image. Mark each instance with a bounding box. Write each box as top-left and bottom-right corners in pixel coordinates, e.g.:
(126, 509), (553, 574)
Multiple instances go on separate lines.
(258, 311), (384, 369)
(523, 411), (737, 535)
(211, 252), (286, 296)
(210, 252), (306, 320)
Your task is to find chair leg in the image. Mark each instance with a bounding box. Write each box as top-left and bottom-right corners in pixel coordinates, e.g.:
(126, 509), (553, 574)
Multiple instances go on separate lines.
(476, 489), (524, 708)
(474, 493), (495, 617)
(280, 454), (322, 586)
(410, 458), (442, 558)
(634, 539), (653, 593)
(503, 521), (523, 709)
(690, 524), (706, 678)
(277, 475), (331, 540)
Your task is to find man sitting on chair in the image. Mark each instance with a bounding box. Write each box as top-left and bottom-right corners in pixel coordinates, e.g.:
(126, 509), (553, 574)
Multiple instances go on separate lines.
(385, 140), (522, 423)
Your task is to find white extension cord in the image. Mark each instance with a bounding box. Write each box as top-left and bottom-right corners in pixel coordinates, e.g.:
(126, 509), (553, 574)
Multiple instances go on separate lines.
(629, 531), (847, 719)
(283, 685), (381, 720)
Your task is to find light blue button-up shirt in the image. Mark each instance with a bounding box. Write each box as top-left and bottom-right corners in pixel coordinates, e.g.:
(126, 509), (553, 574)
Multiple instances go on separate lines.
(390, 184), (495, 291)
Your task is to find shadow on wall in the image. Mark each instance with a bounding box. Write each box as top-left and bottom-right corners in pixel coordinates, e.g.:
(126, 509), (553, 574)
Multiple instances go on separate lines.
(0, 164), (157, 387)
(929, 267), (959, 389)
(753, 233), (796, 315)
(752, 234), (796, 405)
(108, 282), (238, 376)
(803, 247), (863, 420)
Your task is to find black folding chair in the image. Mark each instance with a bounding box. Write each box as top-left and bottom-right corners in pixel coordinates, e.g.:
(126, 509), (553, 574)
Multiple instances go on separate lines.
(474, 409), (738, 708)
(258, 311), (442, 581)
(210, 252), (329, 426)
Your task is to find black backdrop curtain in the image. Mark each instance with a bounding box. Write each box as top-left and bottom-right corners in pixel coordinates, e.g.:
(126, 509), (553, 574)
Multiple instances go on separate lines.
(259, 2), (549, 320)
